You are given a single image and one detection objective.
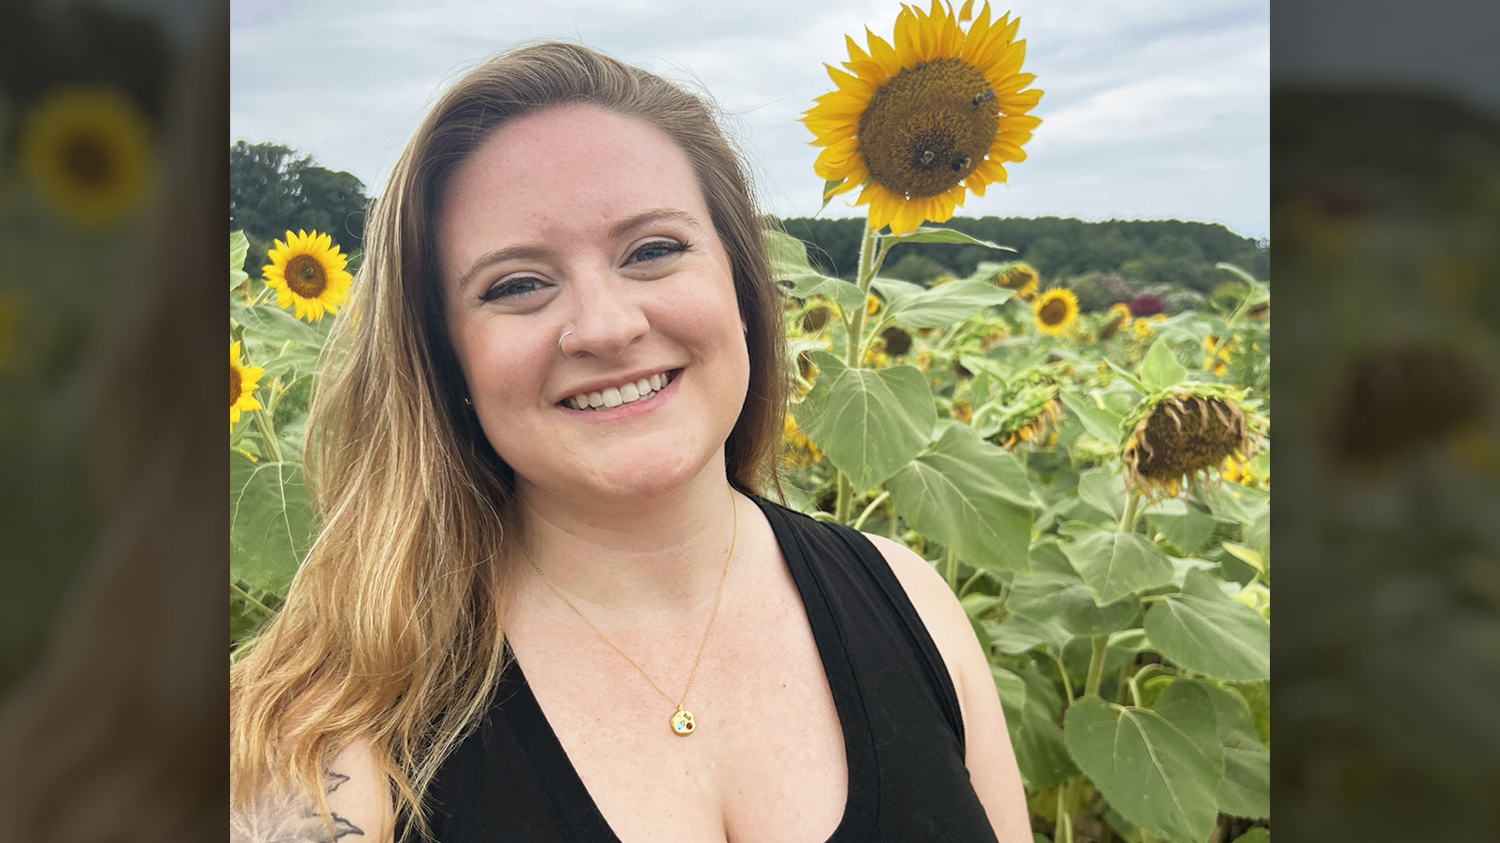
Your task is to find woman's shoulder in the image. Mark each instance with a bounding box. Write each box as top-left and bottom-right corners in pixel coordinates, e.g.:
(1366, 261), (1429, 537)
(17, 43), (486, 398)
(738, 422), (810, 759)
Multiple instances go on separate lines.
(231, 738), (393, 843)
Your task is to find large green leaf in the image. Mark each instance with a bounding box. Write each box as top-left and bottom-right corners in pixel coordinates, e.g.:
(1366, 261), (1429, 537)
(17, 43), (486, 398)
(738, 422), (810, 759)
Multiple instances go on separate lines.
(1198, 682), (1271, 819)
(765, 229), (864, 314)
(1075, 467), (1127, 521)
(1058, 389), (1126, 447)
(793, 351), (935, 491)
(1146, 503), (1217, 556)
(987, 615), (1072, 656)
(1061, 528), (1175, 606)
(1064, 682), (1222, 843)
(872, 277), (1013, 329)
(231, 230), (250, 289)
(1139, 338), (1187, 391)
(1230, 830), (1269, 843)
(1014, 665), (1078, 788)
(887, 424), (1033, 574)
(1008, 569), (1141, 637)
(1145, 570), (1271, 681)
(880, 225), (1014, 251)
(230, 451), (315, 594)
(992, 664), (1027, 746)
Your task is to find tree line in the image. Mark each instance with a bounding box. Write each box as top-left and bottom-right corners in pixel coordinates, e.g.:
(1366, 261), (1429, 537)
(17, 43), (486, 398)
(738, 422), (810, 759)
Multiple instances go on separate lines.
(230, 140), (1269, 312)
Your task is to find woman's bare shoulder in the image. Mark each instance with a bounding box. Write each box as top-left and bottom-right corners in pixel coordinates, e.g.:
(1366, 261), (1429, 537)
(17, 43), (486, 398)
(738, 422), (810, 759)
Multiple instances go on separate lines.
(231, 738), (393, 843)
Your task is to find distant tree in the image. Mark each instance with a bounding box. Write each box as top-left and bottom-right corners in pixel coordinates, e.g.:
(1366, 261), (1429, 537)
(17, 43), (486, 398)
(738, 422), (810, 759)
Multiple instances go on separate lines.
(230, 141), (369, 258)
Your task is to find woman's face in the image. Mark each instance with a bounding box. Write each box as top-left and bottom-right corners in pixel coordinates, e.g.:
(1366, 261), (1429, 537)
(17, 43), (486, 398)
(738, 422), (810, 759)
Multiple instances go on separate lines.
(437, 105), (750, 504)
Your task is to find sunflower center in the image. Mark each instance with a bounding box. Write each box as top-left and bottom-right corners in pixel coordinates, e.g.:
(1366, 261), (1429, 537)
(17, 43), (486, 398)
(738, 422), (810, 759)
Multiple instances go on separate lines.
(284, 254), (328, 298)
(62, 133), (114, 188)
(858, 58), (999, 198)
(1038, 298), (1068, 325)
(230, 365), (242, 407)
(1134, 397), (1245, 479)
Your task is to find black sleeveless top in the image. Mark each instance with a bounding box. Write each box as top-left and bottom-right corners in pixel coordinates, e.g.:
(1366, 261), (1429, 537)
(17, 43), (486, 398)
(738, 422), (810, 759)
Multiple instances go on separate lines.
(410, 498), (998, 842)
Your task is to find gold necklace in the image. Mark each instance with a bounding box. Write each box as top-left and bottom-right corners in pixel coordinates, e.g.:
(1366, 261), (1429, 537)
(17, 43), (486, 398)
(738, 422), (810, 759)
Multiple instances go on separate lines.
(522, 486), (738, 737)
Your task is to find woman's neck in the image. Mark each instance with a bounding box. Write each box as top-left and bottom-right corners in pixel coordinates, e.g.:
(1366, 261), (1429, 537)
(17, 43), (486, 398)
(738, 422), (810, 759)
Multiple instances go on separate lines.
(513, 466), (744, 615)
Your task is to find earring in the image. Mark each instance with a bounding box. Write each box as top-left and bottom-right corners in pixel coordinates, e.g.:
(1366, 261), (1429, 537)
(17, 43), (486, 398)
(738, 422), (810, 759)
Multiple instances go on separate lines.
(463, 396), (472, 406)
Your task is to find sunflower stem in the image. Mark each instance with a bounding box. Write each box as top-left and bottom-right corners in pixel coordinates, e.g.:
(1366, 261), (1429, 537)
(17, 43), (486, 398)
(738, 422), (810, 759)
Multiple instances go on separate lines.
(958, 568), (987, 599)
(834, 473), (853, 523)
(944, 548), (959, 591)
(231, 580), (277, 619)
(1056, 779), (1074, 843)
(846, 223), (880, 370)
(1084, 634), (1110, 697)
(1119, 491), (1142, 534)
(851, 490), (890, 532)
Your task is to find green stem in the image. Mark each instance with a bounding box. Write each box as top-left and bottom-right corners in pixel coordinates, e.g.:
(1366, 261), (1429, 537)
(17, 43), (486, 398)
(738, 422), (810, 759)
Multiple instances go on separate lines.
(944, 549), (959, 591)
(887, 498), (900, 540)
(1043, 647), (1075, 704)
(834, 473), (853, 524)
(231, 580), (277, 618)
(1084, 634), (1110, 697)
(851, 490), (889, 532)
(1120, 491), (1142, 534)
(957, 569), (986, 598)
(1056, 779), (1074, 843)
(846, 223), (880, 370)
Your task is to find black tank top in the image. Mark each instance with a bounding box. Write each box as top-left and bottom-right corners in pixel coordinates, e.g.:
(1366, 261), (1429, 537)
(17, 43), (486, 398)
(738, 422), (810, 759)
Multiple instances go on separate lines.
(409, 498), (998, 842)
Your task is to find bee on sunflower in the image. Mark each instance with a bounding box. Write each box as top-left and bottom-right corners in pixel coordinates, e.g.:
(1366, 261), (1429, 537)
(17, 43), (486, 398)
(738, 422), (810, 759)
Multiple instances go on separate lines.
(1120, 384), (1265, 500)
(802, 0), (1042, 235)
(262, 230), (354, 322)
(1032, 287), (1078, 337)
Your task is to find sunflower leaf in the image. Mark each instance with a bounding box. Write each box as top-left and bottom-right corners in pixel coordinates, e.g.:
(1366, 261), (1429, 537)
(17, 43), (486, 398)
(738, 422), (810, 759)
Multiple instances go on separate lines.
(230, 451), (315, 594)
(765, 229), (864, 315)
(818, 178), (849, 214)
(880, 225), (1015, 252)
(1103, 357), (1149, 395)
(1060, 527), (1175, 606)
(872, 278), (1013, 329)
(1144, 569), (1271, 682)
(1195, 680), (1272, 819)
(792, 351), (935, 491)
(887, 424), (1034, 574)
(1063, 682), (1223, 843)
(230, 230), (250, 290)
(1007, 568), (1141, 637)
(1140, 338), (1188, 391)
(1058, 389), (1125, 447)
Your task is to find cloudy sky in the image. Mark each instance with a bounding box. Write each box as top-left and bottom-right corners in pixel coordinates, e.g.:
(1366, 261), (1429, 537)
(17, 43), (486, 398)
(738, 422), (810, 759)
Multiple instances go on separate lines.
(229, 0), (1270, 239)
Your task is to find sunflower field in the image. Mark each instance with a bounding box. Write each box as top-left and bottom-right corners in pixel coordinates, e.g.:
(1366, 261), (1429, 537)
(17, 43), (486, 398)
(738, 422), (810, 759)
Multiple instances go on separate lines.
(231, 2), (1270, 841)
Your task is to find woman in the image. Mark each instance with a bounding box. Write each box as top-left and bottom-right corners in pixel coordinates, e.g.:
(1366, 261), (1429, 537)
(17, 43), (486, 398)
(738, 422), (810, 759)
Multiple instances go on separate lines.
(230, 42), (1028, 843)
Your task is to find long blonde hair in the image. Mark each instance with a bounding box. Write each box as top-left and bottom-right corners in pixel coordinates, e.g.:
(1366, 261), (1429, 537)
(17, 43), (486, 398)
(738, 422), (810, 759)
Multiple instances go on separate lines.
(229, 42), (789, 838)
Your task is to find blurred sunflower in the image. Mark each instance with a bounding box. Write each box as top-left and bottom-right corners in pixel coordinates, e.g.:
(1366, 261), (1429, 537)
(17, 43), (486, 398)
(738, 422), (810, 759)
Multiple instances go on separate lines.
(1001, 396), (1060, 449)
(18, 86), (153, 228)
(231, 341), (265, 427)
(1202, 334), (1235, 376)
(1032, 288), (1077, 336)
(803, 0), (1042, 235)
(780, 414), (824, 469)
(994, 261), (1039, 299)
(263, 230), (354, 322)
(1121, 385), (1264, 499)
(1098, 302), (1131, 341)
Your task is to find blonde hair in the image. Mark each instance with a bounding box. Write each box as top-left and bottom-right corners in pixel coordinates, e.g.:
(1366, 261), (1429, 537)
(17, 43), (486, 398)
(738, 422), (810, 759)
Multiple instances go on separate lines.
(229, 42), (789, 838)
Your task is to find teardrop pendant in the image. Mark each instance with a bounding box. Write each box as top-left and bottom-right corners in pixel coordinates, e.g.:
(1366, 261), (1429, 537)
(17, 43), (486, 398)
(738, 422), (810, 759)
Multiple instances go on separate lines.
(670, 706), (696, 736)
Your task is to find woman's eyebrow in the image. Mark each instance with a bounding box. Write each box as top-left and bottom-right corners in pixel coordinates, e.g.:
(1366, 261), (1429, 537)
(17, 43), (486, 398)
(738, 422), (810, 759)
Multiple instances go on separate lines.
(455, 244), (550, 294)
(609, 208), (700, 239)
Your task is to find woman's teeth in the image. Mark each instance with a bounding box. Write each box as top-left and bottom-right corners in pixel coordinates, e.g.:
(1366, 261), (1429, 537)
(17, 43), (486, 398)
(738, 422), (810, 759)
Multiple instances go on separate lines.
(566, 372), (671, 411)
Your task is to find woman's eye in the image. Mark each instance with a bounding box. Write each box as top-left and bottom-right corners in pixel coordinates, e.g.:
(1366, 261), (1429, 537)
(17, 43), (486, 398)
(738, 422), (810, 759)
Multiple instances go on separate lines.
(627, 239), (688, 265)
(481, 277), (544, 302)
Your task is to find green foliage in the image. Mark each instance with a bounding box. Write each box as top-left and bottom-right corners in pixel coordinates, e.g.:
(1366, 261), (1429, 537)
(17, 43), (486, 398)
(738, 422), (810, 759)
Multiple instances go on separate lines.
(230, 141), (369, 249)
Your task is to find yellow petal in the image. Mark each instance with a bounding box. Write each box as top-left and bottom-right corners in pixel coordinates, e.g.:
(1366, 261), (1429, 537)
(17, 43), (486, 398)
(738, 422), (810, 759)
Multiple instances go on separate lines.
(865, 29), (902, 78)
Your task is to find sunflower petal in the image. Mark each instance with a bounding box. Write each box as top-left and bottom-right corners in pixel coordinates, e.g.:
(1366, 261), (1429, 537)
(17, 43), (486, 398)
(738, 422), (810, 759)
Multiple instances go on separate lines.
(865, 29), (902, 77)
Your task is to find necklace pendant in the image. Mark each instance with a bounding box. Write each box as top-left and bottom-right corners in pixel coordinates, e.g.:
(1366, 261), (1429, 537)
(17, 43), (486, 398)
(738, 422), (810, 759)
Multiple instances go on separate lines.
(670, 706), (696, 736)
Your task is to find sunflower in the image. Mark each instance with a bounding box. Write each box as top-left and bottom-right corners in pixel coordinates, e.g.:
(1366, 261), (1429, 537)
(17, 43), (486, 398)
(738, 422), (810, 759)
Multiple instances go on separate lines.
(1001, 396), (1060, 449)
(803, 0), (1042, 235)
(993, 260), (1039, 300)
(780, 413), (824, 469)
(231, 341), (265, 427)
(1121, 385), (1264, 499)
(262, 230), (354, 322)
(1032, 287), (1078, 336)
(18, 86), (153, 228)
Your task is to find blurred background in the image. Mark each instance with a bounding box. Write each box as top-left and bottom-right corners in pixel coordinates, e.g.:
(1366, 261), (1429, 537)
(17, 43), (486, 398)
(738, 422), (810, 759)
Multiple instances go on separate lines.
(1272, 0), (1500, 840)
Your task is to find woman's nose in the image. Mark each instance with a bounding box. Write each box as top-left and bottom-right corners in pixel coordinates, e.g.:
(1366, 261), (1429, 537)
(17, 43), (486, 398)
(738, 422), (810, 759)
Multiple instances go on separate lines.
(562, 271), (650, 360)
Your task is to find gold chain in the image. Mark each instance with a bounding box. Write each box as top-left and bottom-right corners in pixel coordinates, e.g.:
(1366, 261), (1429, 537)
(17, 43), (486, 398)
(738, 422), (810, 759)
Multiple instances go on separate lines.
(521, 486), (738, 732)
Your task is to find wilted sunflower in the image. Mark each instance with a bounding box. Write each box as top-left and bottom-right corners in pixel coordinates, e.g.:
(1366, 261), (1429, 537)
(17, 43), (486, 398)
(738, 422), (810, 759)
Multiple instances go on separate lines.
(231, 341), (265, 427)
(1099, 302), (1131, 341)
(18, 86), (153, 228)
(263, 230), (354, 322)
(1001, 396), (1060, 449)
(1032, 288), (1078, 336)
(1121, 385), (1264, 499)
(803, 0), (1043, 235)
(993, 261), (1039, 299)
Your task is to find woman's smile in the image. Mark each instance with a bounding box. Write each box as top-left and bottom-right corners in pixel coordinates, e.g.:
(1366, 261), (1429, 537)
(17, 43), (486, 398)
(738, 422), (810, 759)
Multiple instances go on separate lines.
(560, 368), (681, 414)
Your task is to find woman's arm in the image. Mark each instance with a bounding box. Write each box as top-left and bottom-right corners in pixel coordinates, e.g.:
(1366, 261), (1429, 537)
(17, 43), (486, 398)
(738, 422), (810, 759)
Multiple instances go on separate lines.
(863, 533), (1032, 843)
(231, 740), (394, 843)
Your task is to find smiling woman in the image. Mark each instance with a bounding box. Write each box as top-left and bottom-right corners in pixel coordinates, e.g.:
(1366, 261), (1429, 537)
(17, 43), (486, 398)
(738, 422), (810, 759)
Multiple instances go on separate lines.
(229, 41), (1027, 843)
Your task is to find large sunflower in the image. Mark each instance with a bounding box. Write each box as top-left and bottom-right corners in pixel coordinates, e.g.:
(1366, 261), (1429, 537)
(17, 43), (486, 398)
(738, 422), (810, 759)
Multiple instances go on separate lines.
(262, 230), (354, 322)
(18, 86), (153, 228)
(803, 0), (1042, 235)
(231, 341), (264, 427)
(1032, 287), (1078, 336)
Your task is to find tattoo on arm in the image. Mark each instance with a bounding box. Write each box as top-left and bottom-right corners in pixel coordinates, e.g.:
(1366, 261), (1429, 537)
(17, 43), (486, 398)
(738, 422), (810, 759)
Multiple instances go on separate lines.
(230, 770), (367, 843)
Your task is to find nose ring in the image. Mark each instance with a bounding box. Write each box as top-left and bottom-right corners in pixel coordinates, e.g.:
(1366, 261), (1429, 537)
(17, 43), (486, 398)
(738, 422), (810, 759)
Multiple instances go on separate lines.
(558, 331), (583, 359)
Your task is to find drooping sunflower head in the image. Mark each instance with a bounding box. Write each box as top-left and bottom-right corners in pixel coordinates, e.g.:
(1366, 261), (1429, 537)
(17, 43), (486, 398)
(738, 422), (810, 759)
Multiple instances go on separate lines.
(262, 230), (354, 323)
(1121, 385), (1264, 499)
(803, 0), (1042, 236)
(991, 260), (1039, 299)
(1032, 287), (1078, 336)
(230, 341), (265, 427)
(1000, 395), (1061, 449)
(18, 86), (153, 228)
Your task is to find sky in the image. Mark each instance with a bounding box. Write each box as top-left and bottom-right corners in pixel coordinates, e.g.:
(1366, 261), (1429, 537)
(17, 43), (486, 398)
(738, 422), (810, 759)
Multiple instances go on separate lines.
(228, 0), (1271, 239)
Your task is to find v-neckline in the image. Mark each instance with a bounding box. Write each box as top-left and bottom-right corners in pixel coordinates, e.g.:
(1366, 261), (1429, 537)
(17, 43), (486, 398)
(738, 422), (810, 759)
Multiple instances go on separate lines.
(499, 497), (879, 842)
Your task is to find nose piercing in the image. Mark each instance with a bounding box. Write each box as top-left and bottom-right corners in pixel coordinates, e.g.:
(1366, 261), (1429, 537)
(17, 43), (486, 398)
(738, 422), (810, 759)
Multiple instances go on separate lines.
(558, 331), (583, 359)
